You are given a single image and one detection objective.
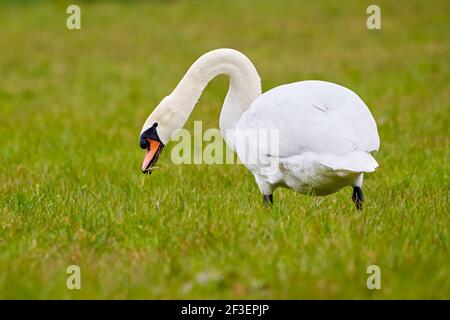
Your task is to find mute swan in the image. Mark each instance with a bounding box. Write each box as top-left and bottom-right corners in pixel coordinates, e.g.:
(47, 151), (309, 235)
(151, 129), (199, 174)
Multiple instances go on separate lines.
(139, 49), (379, 209)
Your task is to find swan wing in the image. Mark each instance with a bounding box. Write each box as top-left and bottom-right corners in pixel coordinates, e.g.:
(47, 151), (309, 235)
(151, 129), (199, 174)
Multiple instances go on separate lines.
(237, 80), (380, 158)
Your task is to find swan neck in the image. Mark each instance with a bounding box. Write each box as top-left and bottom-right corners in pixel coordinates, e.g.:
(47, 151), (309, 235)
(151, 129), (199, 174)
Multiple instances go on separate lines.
(169, 49), (262, 146)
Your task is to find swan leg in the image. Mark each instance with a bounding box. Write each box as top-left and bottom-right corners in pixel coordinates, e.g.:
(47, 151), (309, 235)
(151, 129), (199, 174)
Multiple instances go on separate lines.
(263, 194), (273, 207)
(352, 174), (364, 210)
(254, 175), (274, 206)
(352, 187), (364, 210)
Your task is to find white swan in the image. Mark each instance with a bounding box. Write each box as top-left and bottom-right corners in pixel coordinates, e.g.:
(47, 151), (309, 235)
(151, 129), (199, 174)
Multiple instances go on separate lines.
(139, 49), (380, 209)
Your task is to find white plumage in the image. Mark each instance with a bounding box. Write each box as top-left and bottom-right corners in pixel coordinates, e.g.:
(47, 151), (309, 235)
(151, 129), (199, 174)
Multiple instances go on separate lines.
(140, 48), (380, 208)
(236, 80), (379, 196)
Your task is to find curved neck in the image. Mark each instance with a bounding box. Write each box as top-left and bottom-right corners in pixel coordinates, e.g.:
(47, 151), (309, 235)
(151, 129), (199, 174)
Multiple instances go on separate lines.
(168, 49), (262, 147)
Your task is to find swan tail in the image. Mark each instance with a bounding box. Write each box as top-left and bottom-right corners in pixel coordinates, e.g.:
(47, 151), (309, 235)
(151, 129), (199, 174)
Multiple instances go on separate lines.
(319, 151), (379, 173)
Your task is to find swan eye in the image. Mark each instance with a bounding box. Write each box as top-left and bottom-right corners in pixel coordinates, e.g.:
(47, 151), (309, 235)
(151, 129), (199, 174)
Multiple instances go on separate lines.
(139, 136), (149, 149)
(139, 122), (159, 149)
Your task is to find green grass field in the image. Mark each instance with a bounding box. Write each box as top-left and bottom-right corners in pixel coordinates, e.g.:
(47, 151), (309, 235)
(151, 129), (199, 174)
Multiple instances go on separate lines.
(0, 0), (448, 299)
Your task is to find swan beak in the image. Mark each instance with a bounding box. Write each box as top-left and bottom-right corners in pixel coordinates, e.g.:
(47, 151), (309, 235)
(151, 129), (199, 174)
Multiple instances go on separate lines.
(141, 138), (163, 174)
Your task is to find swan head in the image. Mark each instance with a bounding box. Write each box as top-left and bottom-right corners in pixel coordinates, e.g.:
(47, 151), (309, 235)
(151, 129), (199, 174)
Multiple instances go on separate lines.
(139, 122), (164, 174)
(139, 95), (185, 174)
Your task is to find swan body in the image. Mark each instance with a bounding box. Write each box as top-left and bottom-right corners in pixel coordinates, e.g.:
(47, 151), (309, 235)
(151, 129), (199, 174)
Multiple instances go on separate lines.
(139, 49), (380, 208)
(235, 80), (379, 197)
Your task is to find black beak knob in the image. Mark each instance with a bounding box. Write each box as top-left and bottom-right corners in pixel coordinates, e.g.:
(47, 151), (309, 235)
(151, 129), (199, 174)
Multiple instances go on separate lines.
(139, 122), (159, 149)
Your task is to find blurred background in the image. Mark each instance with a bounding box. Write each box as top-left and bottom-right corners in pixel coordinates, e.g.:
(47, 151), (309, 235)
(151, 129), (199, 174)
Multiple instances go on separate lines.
(0, 0), (448, 299)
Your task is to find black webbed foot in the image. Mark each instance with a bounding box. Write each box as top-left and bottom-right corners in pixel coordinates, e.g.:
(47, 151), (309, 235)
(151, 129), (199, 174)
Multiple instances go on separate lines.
(352, 186), (364, 210)
(263, 194), (273, 207)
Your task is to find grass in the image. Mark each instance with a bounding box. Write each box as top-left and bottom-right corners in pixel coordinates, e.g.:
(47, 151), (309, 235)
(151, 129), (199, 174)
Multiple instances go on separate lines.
(0, 0), (448, 299)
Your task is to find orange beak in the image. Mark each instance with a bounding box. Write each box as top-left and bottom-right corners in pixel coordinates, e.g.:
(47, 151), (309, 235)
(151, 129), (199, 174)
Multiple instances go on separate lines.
(141, 138), (163, 174)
